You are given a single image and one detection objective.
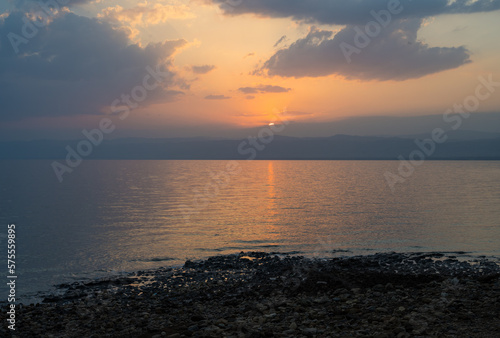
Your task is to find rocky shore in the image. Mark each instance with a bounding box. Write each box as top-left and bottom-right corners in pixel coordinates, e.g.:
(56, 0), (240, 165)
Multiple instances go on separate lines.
(2, 251), (500, 337)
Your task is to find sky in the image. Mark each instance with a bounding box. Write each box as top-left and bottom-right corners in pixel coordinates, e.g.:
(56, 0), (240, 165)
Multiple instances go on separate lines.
(0, 0), (499, 140)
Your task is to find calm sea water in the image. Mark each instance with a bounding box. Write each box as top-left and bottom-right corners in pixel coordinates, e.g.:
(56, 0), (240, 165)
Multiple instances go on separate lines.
(1, 160), (500, 302)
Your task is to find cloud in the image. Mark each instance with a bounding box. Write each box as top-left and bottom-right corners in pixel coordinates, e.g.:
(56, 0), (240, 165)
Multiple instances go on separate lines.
(191, 64), (216, 74)
(262, 21), (471, 81)
(0, 11), (187, 121)
(205, 94), (231, 100)
(211, 0), (496, 81)
(273, 35), (287, 48)
(98, 2), (194, 26)
(285, 111), (314, 117)
(211, 0), (500, 25)
(238, 84), (291, 94)
(97, 1), (193, 40)
(10, 0), (91, 10)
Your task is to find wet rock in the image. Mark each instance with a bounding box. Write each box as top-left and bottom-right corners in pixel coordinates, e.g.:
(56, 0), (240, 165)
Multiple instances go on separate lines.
(3, 251), (500, 337)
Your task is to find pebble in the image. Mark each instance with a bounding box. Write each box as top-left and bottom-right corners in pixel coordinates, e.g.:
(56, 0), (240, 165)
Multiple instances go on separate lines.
(2, 251), (500, 337)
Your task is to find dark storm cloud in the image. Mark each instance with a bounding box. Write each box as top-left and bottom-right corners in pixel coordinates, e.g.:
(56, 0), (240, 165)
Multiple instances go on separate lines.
(0, 11), (187, 121)
(212, 0), (500, 25)
(262, 20), (471, 81)
(238, 84), (291, 94)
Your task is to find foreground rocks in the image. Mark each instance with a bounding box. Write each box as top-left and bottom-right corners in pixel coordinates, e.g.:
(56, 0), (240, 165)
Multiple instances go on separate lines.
(2, 251), (500, 337)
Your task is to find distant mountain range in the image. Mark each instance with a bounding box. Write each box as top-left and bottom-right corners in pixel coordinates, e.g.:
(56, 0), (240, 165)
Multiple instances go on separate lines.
(2, 112), (500, 141)
(1, 133), (500, 160)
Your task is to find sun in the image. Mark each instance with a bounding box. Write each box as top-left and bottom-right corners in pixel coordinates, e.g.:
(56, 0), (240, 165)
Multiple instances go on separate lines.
(268, 122), (275, 126)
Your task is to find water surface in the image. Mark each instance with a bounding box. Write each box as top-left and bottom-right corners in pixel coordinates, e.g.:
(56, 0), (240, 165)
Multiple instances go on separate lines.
(1, 160), (499, 301)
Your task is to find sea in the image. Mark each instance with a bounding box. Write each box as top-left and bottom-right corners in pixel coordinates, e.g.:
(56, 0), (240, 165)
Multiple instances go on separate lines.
(1, 160), (500, 303)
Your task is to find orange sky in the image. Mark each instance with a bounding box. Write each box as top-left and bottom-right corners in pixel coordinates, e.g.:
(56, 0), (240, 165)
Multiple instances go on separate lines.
(91, 2), (500, 128)
(1, 0), (499, 138)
